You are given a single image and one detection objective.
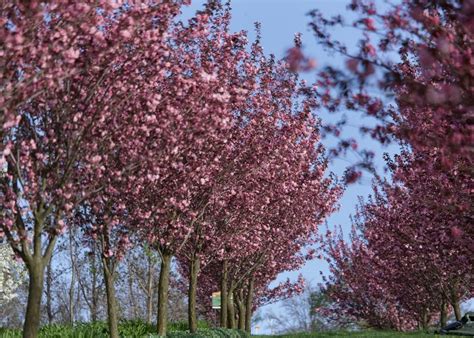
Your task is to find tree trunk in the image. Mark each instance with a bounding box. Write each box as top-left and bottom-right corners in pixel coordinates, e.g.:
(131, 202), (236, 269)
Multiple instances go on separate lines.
(102, 258), (119, 338)
(245, 277), (254, 333)
(157, 252), (171, 336)
(188, 255), (200, 333)
(21, 210), (56, 338)
(127, 262), (137, 319)
(146, 252), (154, 325)
(440, 299), (447, 328)
(220, 260), (228, 327)
(452, 299), (462, 321)
(227, 290), (236, 329)
(238, 305), (246, 330)
(91, 250), (98, 322)
(450, 287), (462, 321)
(68, 229), (76, 325)
(420, 309), (428, 331)
(23, 261), (45, 338)
(46, 259), (54, 324)
(237, 289), (246, 330)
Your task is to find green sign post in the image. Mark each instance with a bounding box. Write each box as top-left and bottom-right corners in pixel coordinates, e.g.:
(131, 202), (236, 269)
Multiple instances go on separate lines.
(212, 291), (221, 309)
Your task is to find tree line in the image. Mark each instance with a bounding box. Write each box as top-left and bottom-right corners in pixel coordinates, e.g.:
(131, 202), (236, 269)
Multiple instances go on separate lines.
(0, 1), (339, 338)
(308, 0), (473, 330)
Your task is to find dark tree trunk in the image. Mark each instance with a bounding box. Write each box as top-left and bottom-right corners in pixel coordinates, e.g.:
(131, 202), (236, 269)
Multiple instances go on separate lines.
(245, 277), (254, 333)
(420, 309), (428, 331)
(102, 258), (119, 338)
(452, 300), (462, 321)
(440, 299), (447, 328)
(220, 260), (228, 327)
(68, 229), (76, 325)
(127, 262), (137, 319)
(188, 255), (200, 333)
(23, 261), (45, 338)
(90, 250), (98, 322)
(146, 252), (154, 325)
(46, 259), (54, 324)
(450, 287), (462, 321)
(157, 251), (171, 336)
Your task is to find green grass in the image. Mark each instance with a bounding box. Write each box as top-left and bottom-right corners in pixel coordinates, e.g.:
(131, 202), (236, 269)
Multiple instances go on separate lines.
(0, 320), (211, 338)
(3, 324), (472, 338)
(252, 330), (469, 337)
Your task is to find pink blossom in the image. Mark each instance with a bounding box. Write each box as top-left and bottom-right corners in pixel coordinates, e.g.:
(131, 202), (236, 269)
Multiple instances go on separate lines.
(450, 226), (463, 239)
(119, 29), (132, 39)
(363, 18), (376, 31)
(64, 47), (80, 63)
(90, 155), (102, 164)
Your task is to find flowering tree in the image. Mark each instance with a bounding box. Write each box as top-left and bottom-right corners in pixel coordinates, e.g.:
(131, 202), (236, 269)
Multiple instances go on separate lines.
(308, 0), (473, 179)
(321, 149), (473, 330)
(0, 1), (185, 337)
(173, 46), (341, 328)
(0, 243), (26, 305)
(379, 152), (472, 322)
(309, 0), (473, 329)
(321, 227), (418, 330)
(118, 3), (258, 334)
(0, 2), (117, 336)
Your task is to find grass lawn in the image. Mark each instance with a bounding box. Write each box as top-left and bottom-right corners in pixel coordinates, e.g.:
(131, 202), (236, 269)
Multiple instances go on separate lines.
(2, 325), (473, 337)
(252, 331), (469, 337)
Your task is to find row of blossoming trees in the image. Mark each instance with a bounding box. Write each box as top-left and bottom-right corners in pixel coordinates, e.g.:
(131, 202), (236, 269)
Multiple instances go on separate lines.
(309, 0), (473, 331)
(0, 1), (341, 338)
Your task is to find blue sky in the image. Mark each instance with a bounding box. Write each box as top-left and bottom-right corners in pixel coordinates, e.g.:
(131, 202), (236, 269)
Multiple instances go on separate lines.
(180, 0), (400, 333)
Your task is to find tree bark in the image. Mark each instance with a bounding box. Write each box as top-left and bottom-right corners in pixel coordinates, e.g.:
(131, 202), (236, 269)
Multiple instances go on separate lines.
(245, 277), (254, 333)
(188, 255), (200, 333)
(237, 289), (245, 330)
(420, 309), (428, 331)
(90, 250), (98, 322)
(19, 197), (57, 337)
(227, 290), (236, 329)
(102, 257), (119, 338)
(450, 287), (462, 321)
(440, 299), (447, 328)
(452, 299), (462, 321)
(146, 252), (154, 325)
(127, 262), (137, 319)
(68, 229), (76, 325)
(23, 261), (45, 338)
(157, 251), (171, 336)
(46, 258), (54, 324)
(220, 260), (228, 327)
